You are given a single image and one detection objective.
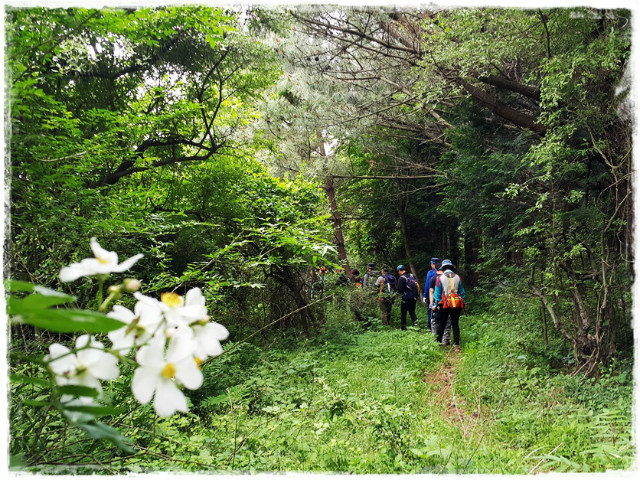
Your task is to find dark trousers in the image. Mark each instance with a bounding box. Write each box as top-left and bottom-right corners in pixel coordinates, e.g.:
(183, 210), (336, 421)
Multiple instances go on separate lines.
(431, 308), (451, 343)
(379, 297), (394, 325)
(436, 307), (461, 345)
(427, 306), (432, 330)
(400, 297), (417, 329)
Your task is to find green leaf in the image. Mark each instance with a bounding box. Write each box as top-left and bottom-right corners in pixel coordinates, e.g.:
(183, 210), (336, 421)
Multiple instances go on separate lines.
(11, 304), (125, 333)
(21, 291), (76, 309)
(56, 385), (101, 398)
(4, 279), (37, 292)
(64, 404), (125, 416)
(23, 399), (49, 407)
(10, 374), (50, 387)
(78, 421), (136, 453)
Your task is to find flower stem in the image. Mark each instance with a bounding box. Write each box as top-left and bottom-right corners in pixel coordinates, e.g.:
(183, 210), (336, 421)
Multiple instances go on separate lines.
(96, 275), (106, 311)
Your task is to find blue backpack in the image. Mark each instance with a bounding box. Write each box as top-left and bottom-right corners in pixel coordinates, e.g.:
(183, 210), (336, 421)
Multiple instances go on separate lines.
(404, 274), (419, 299)
(384, 273), (397, 291)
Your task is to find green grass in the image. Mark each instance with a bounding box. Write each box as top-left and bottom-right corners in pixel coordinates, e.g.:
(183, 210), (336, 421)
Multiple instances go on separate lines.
(13, 295), (635, 474)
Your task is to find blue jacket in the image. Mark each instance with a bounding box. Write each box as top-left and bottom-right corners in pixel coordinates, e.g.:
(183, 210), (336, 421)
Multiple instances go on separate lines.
(424, 268), (436, 299)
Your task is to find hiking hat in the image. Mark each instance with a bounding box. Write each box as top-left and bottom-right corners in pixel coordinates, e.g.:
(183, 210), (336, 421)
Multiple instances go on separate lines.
(396, 264), (406, 272)
(441, 259), (454, 269)
(430, 257), (440, 264)
(367, 262), (375, 268)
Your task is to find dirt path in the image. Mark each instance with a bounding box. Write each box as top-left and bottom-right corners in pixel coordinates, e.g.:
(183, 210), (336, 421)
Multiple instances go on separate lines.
(424, 348), (485, 438)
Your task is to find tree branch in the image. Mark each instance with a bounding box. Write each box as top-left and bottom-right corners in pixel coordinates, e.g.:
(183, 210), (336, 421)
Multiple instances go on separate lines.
(478, 75), (541, 102)
(460, 79), (547, 134)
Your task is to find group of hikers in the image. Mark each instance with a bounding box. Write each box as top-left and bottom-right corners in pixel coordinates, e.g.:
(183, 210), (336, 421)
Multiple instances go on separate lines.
(334, 258), (466, 352)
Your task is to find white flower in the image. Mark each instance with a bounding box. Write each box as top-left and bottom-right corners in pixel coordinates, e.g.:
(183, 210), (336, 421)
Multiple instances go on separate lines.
(131, 329), (203, 417)
(45, 343), (78, 379)
(136, 287), (208, 328)
(107, 301), (163, 355)
(192, 321), (229, 361)
(60, 237), (143, 282)
(45, 335), (119, 392)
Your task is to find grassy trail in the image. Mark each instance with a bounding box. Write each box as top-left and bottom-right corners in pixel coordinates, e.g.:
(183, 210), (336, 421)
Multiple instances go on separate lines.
(118, 300), (634, 474)
(425, 350), (478, 437)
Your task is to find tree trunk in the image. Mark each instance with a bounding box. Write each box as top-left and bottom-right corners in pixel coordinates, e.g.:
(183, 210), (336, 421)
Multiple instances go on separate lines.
(541, 303), (549, 346)
(323, 175), (352, 278)
(269, 267), (315, 331)
(397, 184), (419, 290)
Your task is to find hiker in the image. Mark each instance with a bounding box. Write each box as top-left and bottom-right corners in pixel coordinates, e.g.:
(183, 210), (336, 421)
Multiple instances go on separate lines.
(375, 267), (397, 326)
(349, 268), (370, 326)
(432, 259), (466, 352)
(362, 262), (379, 290)
(351, 268), (362, 287)
(428, 261), (451, 345)
(396, 265), (419, 330)
(310, 266), (328, 298)
(423, 257), (440, 330)
(335, 267), (348, 286)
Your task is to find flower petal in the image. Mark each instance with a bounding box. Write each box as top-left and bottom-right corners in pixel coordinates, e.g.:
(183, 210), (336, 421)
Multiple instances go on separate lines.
(108, 327), (134, 355)
(193, 323), (226, 359)
(113, 253), (143, 273)
(135, 335), (166, 367)
(206, 322), (229, 341)
(131, 366), (160, 404)
(45, 343), (77, 375)
(107, 305), (135, 324)
(46, 342), (71, 360)
(77, 336), (106, 367)
(166, 327), (196, 363)
(175, 357), (203, 390)
(75, 334), (92, 350)
(134, 292), (163, 311)
(90, 237), (118, 265)
(185, 288), (205, 307)
(59, 263), (86, 282)
(88, 352), (120, 380)
(154, 379), (187, 417)
(73, 371), (103, 392)
(182, 305), (209, 320)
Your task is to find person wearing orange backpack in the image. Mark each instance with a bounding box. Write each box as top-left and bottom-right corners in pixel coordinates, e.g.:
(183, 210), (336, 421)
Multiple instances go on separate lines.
(432, 259), (466, 351)
(428, 261), (451, 345)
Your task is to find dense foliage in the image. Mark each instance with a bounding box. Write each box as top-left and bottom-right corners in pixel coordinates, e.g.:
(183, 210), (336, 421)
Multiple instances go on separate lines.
(280, 6), (632, 372)
(4, 4), (634, 474)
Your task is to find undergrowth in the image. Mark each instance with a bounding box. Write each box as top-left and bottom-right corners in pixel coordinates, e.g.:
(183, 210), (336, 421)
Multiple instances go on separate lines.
(10, 290), (635, 474)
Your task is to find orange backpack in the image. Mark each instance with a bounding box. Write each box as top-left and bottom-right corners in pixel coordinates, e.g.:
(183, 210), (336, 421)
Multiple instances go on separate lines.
(441, 275), (464, 309)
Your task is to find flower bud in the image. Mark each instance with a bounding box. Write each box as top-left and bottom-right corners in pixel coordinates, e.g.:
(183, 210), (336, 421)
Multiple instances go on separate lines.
(164, 327), (178, 339)
(124, 278), (141, 292)
(108, 284), (122, 294)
